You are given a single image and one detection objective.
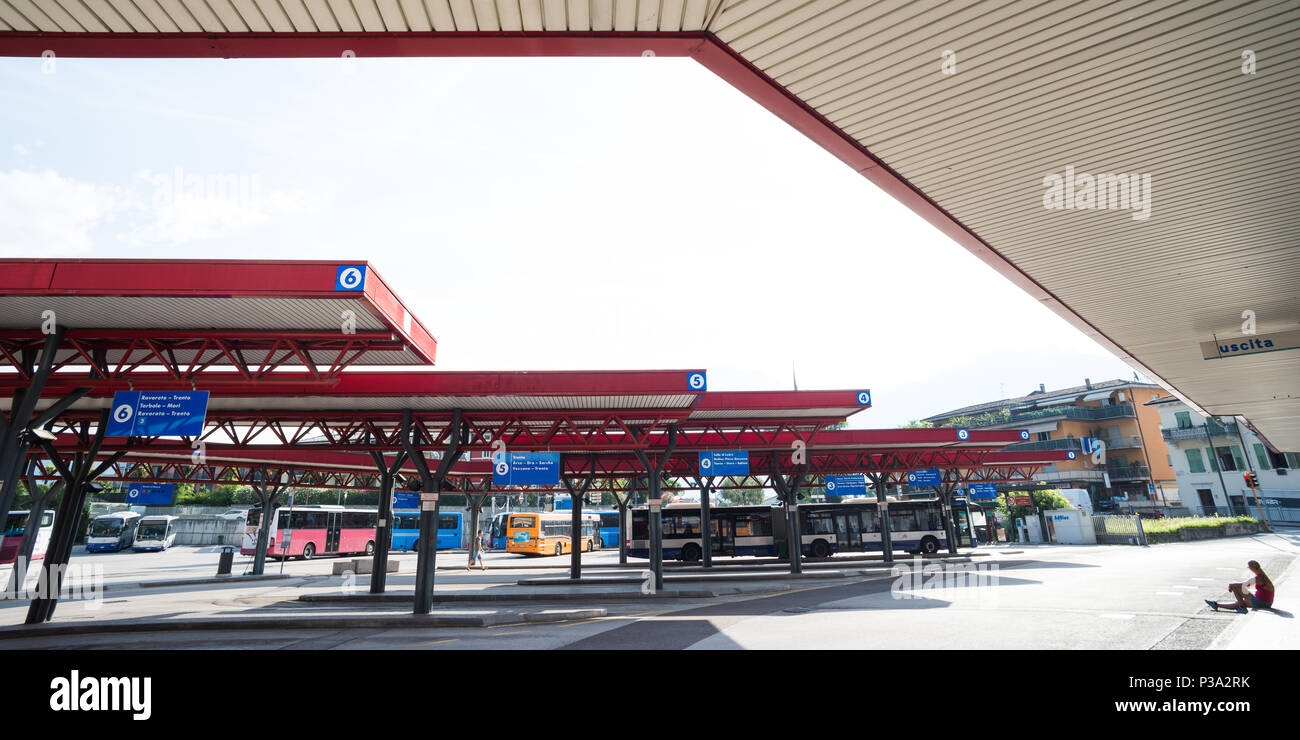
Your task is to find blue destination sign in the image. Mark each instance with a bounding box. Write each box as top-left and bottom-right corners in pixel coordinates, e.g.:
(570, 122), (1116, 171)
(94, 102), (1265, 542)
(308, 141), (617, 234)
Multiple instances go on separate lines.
(824, 474), (868, 496)
(908, 468), (942, 486)
(126, 483), (174, 505)
(493, 452), (561, 486)
(966, 482), (999, 499)
(106, 391), (209, 437)
(698, 450), (749, 476)
(393, 491), (419, 510)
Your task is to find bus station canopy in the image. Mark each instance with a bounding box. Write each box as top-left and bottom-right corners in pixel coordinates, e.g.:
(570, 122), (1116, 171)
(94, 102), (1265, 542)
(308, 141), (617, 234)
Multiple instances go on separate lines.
(23, 374), (872, 452)
(36, 430), (1072, 491)
(0, 258), (438, 385)
(4, 4), (1294, 448)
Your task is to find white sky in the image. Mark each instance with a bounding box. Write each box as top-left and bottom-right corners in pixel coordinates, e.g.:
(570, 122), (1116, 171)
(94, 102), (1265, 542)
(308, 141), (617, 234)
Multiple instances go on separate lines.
(0, 55), (1142, 425)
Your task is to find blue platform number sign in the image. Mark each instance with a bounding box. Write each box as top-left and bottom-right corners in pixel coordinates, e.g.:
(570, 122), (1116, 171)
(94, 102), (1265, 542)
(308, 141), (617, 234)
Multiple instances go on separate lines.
(1066, 450), (1077, 460)
(699, 450), (749, 476)
(1148, 483), (1156, 495)
(824, 474), (868, 496)
(392, 491), (419, 510)
(335, 265), (367, 291)
(493, 452), (561, 486)
(907, 468), (942, 486)
(687, 372), (707, 391)
(967, 482), (999, 499)
(106, 391), (209, 437)
(956, 428), (970, 441)
(126, 483), (174, 505)
(1019, 430), (1030, 440)
(857, 391), (871, 406)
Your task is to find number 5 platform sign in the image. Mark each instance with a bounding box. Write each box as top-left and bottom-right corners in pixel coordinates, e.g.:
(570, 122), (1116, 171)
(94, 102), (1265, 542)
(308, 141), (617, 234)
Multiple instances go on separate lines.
(106, 391), (209, 437)
(493, 452), (561, 486)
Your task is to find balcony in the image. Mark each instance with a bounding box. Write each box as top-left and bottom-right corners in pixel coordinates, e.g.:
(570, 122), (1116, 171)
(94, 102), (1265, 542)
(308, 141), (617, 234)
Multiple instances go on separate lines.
(1161, 422), (1238, 442)
(1008, 404), (1135, 424)
(1106, 465), (1149, 480)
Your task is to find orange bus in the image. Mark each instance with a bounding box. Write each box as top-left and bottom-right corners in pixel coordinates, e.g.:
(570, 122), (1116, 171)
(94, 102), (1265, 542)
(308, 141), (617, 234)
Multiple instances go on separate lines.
(506, 512), (600, 557)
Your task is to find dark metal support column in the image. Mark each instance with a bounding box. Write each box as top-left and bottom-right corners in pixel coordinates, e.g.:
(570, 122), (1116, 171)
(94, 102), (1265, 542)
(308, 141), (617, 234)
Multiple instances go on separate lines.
(0, 327), (64, 521)
(871, 473), (894, 564)
(633, 426), (677, 592)
(403, 409), (463, 615)
(26, 411), (123, 624)
(562, 457), (596, 580)
(250, 465), (288, 576)
(616, 487), (630, 565)
(368, 446), (409, 595)
(934, 482), (960, 555)
(769, 458), (807, 574)
(692, 475), (715, 568)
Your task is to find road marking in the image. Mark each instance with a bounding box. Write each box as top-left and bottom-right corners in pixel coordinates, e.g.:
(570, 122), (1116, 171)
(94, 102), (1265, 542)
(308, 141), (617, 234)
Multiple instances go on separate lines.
(416, 638), (460, 646)
(1155, 591), (1184, 596)
(487, 630), (525, 637)
(1190, 577), (1214, 581)
(1100, 613), (1135, 620)
(1171, 585), (1199, 589)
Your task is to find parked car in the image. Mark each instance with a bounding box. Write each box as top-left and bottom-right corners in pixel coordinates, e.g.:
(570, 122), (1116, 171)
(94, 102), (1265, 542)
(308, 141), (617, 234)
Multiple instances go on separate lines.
(218, 508), (250, 521)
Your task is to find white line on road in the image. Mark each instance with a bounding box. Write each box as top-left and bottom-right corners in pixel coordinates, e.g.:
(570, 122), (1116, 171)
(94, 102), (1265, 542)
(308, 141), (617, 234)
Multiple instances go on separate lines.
(1191, 577), (1215, 581)
(1100, 613), (1135, 620)
(1155, 591), (1185, 596)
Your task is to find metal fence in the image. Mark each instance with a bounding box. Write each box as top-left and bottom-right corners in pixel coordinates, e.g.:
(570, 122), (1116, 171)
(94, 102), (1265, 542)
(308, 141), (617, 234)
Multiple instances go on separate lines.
(1091, 515), (1147, 545)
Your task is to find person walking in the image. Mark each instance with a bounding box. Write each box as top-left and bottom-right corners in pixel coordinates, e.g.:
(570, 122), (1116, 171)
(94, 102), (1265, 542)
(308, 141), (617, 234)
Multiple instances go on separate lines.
(467, 529), (487, 571)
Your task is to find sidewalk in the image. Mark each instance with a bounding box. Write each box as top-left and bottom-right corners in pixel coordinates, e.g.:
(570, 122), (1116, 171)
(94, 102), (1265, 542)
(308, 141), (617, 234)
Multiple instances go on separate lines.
(1213, 554), (1299, 650)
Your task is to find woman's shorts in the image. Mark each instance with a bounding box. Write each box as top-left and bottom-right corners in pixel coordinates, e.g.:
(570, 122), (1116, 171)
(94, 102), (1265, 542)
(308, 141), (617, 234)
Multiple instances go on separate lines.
(1249, 594), (1273, 609)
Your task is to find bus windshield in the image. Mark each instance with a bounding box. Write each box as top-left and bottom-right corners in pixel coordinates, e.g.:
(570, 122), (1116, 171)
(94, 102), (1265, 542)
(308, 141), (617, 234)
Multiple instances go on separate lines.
(89, 518), (123, 537)
(509, 515), (535, 529)
(138, 523), (167, 539)
(4, 513), (27, 536)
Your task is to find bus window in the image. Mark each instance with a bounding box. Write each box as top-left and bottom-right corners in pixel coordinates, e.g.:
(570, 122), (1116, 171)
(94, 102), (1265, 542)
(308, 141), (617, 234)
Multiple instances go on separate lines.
(889, 510), (919, 532)
(438, 515), (458, 531)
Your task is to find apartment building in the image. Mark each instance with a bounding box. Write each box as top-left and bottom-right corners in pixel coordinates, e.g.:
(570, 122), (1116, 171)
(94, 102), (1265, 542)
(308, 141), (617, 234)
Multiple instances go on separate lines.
(922, 378), (1178, 511)
(1146, 395), (1300, 521)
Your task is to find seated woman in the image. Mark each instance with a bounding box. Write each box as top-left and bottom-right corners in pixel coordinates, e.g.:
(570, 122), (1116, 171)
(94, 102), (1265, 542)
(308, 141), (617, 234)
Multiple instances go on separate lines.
(1205, 560), (1275, 614)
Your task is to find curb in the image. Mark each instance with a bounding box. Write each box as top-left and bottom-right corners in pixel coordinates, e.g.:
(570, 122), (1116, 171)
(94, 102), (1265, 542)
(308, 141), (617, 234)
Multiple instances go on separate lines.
(518, 569), (867, 585)
(0, 608), (607, 639)
(299, 583), (794, 603)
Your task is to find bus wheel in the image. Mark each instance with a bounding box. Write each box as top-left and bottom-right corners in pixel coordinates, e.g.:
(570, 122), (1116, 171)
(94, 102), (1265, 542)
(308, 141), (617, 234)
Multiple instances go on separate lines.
(810, 540), (830, 558)
(681, 543), (701, 563)
(554, 543), (564, 557)
(920, 537), (940, 554)
(411, 539), (419, 553)
(365, 541), (375, 556)
(301, 543), (315, 560)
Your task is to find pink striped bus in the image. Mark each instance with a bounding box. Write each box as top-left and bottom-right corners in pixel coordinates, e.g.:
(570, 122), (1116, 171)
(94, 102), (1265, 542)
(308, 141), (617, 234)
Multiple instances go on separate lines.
(2, 510), (54, 565)
(241, 505), (378, 560)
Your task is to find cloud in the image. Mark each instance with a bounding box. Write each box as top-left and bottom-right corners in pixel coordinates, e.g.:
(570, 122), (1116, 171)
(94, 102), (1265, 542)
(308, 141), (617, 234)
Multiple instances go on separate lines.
(0, 169), (123, 257)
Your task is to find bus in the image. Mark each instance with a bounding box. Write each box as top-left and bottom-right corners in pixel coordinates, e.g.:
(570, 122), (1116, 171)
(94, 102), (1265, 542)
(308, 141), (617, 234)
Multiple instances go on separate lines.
(594, 511), (620, 548)
(241, 505), (378, 560)
(799, 499), (948, 557)
(85, 511), (141, 552)
(506, 512), (600, 557)
(132, 515), (179, 551)
(2, 510), (55, 564)
(629, 504), (780, 561)
(628, 499), (954, 562)
(391, 510), (463, 551)
(489, 512), (510, 550)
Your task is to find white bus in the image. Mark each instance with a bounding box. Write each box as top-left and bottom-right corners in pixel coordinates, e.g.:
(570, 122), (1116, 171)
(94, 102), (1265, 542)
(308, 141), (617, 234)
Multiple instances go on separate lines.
(132, 515), (179, 551)
(86, 511), (141, 552)
(2, 510), (55, 564)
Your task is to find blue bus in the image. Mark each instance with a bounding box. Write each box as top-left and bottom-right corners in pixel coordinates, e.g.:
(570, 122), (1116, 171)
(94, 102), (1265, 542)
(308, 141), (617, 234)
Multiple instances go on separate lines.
(489, 512), (510, 550)
(392, 510), (463, 551)
(595, 511), (621, 548)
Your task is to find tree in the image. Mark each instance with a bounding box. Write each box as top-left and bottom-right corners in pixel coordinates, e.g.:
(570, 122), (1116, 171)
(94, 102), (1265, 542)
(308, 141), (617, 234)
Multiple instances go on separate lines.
(903, 420), (933, 429)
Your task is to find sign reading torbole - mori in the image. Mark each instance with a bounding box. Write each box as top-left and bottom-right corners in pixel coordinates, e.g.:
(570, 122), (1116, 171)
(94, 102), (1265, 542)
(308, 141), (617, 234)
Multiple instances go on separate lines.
(1200, 329), (1300, 360)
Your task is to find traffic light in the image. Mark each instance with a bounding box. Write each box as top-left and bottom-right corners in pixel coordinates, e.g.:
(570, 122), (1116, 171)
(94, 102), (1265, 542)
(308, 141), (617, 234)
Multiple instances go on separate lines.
(1243, 472), (1259, 489)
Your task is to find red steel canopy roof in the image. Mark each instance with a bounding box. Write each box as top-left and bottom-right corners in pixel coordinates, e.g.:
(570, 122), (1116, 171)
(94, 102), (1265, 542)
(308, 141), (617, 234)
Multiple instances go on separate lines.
(0, 258), (437, 384)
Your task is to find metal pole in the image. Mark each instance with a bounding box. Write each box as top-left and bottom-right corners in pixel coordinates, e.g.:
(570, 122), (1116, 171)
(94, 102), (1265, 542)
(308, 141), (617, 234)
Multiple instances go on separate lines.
(0, 328), (64, 520)
(369, 458), (394, 594)
(405, 410), (462, 615)
(699, 476), (713, 568)
(617, 494), (628, 565)
(872, 473), (893, 564)
(935, 484), (959, 554)
(1204, 421), (1234, 515)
